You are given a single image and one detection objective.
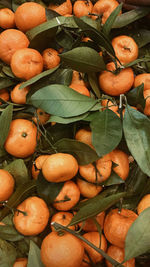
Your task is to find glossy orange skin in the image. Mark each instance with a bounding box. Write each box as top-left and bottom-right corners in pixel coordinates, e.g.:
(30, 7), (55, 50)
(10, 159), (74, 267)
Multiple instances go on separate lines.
(41, 231), (84, 267)
(101, 99), (119, 114)
(106, 245), (135, 267)
(70, 83), (90, 97)
(0, 89), (9, 104)
(134, 73), (150, 91)
(99, 62), (134, 96)
(42, 153), (78, 183)
(71, 71), (86, 86)
(137, 194), (150, 215)
(0, 29), (29, 64)
(48, 0), (72, 16)
(75, 128), (93, 148)
(82, 232), (107, 263)
(143, 89), (150, 116)
(51, 211), (75, 231)
(109, 149), (130, 180)
(32, 108), (50, 125)
(53, 180), (80, 211)
(13, 196), (50, 236)
(32, 155), (49, 180)
(73, 0), (93, 18)
(0, 169), (15, 201)
(79, 211), (105, 232)
(79, 154), (112, 183)
(112, 35), (138, 65)
(4, 119), (38, 158)
(104, 208), (138, 248)
(15, 2), (46, 32)
(10, 48), (43, 80)
(10, 83), (30, 104)
(42, 48), (60, 70)
(13, 258), (28, 267)
(76, 178), (102, 198)
(92, 0), (120, 24)
(0, 8), (15, 29)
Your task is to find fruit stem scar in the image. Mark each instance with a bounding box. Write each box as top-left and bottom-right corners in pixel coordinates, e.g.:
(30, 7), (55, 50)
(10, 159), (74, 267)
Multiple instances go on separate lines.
(22, 132), (27, 138)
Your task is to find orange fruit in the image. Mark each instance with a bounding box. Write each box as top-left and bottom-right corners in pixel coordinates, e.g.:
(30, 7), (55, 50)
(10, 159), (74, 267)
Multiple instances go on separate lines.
(41, 231), (84, 267)
(76, 178), (102, 198)
(4, 119), (38, 158)
(134, 73), (150, 91)
(103, 208), (138, 248)
(75, 128), (93, 148)
(112, 35), (138, 65)
(99, 62), (134, 96)
(42, 153), (78, 183)
(79, 154), (112, 183)
(0, 29), (29, 64)
(106, 245), (135, 267)
(92, 0), (120, 24)
(13, 258), (28, 267)
(73, 0), (93, 18)
(15, 2), (46, 32)
(32, 108), (50, 125)
(0, 89), (9, 104)
(42, 48), (60, 70)
(137, 194), (150, 215)
(10, 83), (30, 104)
(79, 211), (105, 232)
(0, 169), (15, 201)
(101, 99), (119, 114)
(80, 253), (91, 267)
(53, 180), (80, 211)
(109, 149), (130, 180)
(82, 232), (107, 263)
(143, 89), (150, 116)
(51, 211), (75, 231)
(10, 48), (43, 80)
(71, 70), (86, 86)
(48, 0), (72, 16)
(69, 83), (90, 97)
(13, 196), (50, 236)
(32, 154), (49, 180)
(0, 8), (15, 29)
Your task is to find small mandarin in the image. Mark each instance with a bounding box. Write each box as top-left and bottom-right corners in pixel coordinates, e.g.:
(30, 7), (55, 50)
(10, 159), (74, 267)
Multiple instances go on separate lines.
(42, 153), (78, 183)
(42, 48), (60, 70)
(51, 211), (75, 231)
(32, 108), (50, 125)
(73, 0), (93, 18)
(41, 231), (84, 267)
(15, 2), (46, 32)
(75, 128), (93, 148)
(13, 258), (28, 267)
(13, 196), (50, 236)
(137, 194), (150, 215)
(0, 89), (9, 104)
(134, 73), (150, 91)
(0, 169), (15, 201)
(53, 180), (80, 211)
(0, 8), (15, 29)
(106, 245), (135, 267)
(76, 177), (102, 198)
(79, 211), (105, 232)
(70, 83), (90, 97)
(10, 48), (43, 80)
(32, 155), (49, 180)
(10, 83), (30, 104)
(48, 0), (72, 16)
(109, 149), (130, 180)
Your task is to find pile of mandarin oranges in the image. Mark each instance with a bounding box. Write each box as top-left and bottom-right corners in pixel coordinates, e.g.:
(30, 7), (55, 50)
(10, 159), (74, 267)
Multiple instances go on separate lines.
(0, 0), (150, 266)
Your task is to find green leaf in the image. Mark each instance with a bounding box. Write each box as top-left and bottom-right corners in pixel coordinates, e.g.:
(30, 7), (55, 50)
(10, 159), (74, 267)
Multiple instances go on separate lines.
(90, 109), (122, 156)
(126, 83), (145, 110)
(124, 57), (150, 68)
(74, 16), (115, 56)
(56, 29), (74, 50)
(0, 180), (36, 221)
(103, 170), (125, 186)
(0, 105), (13, 148)
(28, 240), (44, 267)
(125, 207), (150, 261)
(112, 7), (150, 28)
(88, 72), (101, 98)
(102, 3), (123, 36)
(132, 29), (150, 48)
(0, 225), (23, 242)
(54, 138), (99, 165)
(123, 105), (150, 176)
(59, 47), (105, 73)
(19, 66), (59, 89)
(48, 112), (89, 124)
(36, 172), (64, 205)
(69, 192), (126, 226)
(28, 84), (97, 118)
(4, 159), (29, 187)
(0, 78), (16, 90)
(0, 239), (17, 267)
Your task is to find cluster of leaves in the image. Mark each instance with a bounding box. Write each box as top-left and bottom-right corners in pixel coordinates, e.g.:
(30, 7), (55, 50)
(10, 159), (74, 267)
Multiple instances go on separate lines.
(0, 0), (150, 266)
